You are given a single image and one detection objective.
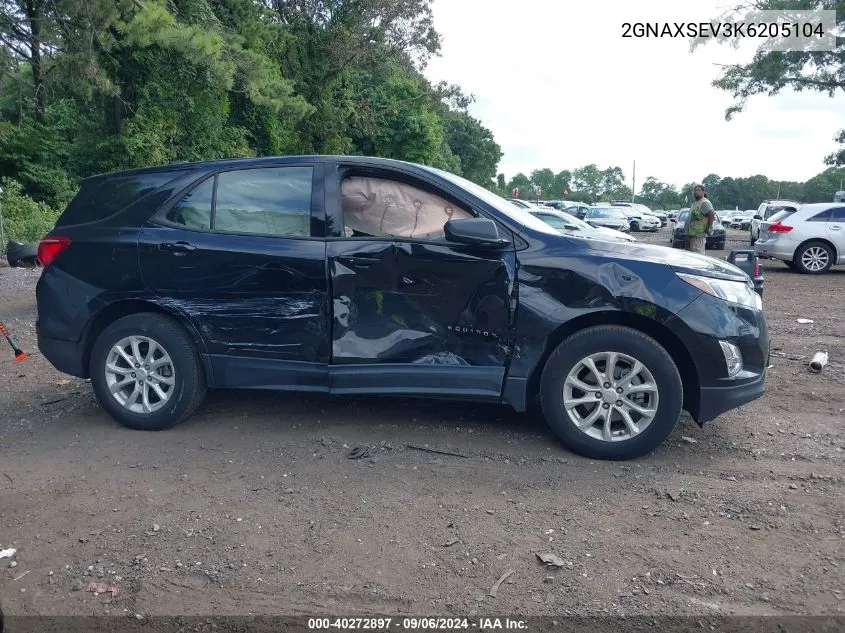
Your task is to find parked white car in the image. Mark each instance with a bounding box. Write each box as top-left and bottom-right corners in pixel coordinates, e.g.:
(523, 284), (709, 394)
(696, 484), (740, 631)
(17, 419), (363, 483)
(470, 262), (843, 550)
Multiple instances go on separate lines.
(753, 202), (844, 274)
(528, 209), (638, 243)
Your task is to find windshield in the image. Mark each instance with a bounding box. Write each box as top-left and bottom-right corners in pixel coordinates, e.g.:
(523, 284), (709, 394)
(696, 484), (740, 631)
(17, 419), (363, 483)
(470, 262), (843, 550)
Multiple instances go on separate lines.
(589, 208), (625, 219)
(428, 167), (560, 235)
(532, 211), (592, 232)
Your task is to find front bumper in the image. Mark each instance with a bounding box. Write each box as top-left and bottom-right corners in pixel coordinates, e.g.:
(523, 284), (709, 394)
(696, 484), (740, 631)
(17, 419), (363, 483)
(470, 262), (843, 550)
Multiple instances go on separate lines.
(669, 292), (769, 424)
(696, 365), (767, 423)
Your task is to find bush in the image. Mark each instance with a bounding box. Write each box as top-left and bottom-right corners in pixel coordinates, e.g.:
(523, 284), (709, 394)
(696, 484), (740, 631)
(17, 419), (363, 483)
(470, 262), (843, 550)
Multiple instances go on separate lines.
(0, 178), (62, 245)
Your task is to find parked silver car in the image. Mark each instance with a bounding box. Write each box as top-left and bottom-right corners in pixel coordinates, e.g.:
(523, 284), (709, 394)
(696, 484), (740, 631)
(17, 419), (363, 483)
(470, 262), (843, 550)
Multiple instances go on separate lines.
(581, 206), (631, 233)
(751, 200), (800, 245)
(753, 202), (844, 274)
(732, 210), (756, 230)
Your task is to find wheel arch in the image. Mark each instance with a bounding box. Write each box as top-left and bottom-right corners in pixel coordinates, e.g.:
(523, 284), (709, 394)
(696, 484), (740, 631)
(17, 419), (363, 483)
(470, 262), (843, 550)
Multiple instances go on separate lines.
(794, 237), (838, 265)
(80, 299), (213, 383)
(523, 311), (700, 418)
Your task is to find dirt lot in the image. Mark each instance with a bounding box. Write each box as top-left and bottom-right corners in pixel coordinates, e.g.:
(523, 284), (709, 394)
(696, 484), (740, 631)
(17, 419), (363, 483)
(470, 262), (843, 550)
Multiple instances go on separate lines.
(1, 226), (843, 620)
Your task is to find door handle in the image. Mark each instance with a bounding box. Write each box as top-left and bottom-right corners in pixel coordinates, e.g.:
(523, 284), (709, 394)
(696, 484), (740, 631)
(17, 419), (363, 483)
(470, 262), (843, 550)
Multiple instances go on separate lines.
(338, 255), (380, 268)
(159, 241), (197, 252)
(830, 225), (842, 231)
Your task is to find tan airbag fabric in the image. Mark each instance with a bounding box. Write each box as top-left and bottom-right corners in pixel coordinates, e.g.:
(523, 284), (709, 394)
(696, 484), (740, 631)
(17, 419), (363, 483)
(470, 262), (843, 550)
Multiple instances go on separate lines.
(342, 176), (472, 238)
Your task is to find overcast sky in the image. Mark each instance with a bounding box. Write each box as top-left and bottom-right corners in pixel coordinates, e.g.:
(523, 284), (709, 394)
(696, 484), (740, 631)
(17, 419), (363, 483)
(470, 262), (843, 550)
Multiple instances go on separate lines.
(423, 0), (845, 191)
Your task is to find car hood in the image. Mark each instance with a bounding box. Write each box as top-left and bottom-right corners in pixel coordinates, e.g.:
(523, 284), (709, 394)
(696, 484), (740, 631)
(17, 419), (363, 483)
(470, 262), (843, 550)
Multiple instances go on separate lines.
(584, 239), (748, 280)
(593, 227), (635, 241)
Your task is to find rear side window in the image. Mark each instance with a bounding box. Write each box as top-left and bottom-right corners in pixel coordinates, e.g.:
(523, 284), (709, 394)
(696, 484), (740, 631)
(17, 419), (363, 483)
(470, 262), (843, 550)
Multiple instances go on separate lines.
(57, 172), (178, 227)
(166, 166), (314, 237)
(769, 209), (796, 223)
(829, 207), (845, 221)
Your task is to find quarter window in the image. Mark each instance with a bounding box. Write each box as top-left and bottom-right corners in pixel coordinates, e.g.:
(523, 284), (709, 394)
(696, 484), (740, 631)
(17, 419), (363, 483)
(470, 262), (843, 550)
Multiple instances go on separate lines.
(807, 209), (832, 222)
(167, 178), (213, 229)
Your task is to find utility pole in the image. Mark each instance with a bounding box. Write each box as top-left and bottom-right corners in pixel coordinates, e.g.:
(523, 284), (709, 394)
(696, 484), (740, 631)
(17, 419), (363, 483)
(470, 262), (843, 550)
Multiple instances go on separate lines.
(632, 160), (636, 203)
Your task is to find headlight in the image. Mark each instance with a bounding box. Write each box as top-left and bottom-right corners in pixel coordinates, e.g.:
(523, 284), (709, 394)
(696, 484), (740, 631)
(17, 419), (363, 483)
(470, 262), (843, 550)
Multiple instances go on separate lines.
(676, 273), (763, 310)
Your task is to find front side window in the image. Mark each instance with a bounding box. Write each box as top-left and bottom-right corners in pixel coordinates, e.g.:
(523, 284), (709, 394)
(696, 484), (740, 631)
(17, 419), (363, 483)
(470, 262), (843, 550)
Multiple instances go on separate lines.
(341, 176), (473, 239)
(165, 166), (313, 237)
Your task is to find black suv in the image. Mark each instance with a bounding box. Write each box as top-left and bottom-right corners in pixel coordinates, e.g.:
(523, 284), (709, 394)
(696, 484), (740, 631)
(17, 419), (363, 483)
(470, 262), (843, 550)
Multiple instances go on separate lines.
(36, 156), (769, 460)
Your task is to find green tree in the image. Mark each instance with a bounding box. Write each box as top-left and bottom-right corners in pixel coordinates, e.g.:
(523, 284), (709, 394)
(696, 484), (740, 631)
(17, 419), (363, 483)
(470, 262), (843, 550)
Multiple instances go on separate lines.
(692, 0), (845, 166)
(443, 110), (502, 186)
(530, 168), (555, 198)
(507, 173), (531, 198)
(552, 170), (571, 198)
(572, 164), (602, 200)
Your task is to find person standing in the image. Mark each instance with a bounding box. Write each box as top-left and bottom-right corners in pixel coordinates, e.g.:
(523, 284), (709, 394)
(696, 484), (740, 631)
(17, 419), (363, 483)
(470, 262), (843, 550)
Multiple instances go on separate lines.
(685, 184), (715, 254)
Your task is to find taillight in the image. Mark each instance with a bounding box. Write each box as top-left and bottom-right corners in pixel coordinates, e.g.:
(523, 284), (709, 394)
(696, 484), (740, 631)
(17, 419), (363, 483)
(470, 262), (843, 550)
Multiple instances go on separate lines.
(768, 221), (793, 233)
(753, 261), (760, 277)
(37, 236), (72, 266)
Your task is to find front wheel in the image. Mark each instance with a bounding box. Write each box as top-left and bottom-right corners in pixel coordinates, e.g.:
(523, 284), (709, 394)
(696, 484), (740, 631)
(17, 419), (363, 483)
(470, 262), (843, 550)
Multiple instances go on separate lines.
(630, 222), (640, 232)
(90, 313), (207, 430)
(540, 326), (683, 460)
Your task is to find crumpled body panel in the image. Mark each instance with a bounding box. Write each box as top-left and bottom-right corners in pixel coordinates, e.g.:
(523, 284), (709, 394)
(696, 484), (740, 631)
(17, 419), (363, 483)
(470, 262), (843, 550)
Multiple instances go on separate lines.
(328, 240), (516, 368)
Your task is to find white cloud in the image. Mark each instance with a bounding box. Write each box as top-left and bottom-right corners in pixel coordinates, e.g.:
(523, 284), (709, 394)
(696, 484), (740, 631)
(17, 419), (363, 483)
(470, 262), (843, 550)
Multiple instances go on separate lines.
(424, 0), (845, 191)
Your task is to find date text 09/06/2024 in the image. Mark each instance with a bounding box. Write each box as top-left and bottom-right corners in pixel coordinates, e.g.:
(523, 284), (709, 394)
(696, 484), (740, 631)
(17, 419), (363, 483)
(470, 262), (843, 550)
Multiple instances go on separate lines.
(307, 618), (528, 630)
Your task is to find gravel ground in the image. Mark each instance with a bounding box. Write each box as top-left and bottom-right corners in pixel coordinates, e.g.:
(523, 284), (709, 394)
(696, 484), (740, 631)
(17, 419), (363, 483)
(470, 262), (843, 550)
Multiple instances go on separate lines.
(0, 229), (843, 621)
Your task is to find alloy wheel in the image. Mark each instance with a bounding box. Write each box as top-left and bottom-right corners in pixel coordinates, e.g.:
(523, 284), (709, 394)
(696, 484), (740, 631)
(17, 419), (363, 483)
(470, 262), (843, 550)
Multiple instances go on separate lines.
(562, 351), (659, 442)
(800, 246), (829, 272)
(104, 335), (176, 414)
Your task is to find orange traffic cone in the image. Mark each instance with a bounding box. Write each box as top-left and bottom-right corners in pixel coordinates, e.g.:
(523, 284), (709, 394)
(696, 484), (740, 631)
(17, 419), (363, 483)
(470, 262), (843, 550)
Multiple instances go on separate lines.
(0, 321), (27, 361)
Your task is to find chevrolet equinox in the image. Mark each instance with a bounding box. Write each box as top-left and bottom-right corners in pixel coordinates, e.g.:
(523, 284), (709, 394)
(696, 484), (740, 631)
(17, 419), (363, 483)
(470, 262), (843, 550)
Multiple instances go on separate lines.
(36, 156), (770, 460)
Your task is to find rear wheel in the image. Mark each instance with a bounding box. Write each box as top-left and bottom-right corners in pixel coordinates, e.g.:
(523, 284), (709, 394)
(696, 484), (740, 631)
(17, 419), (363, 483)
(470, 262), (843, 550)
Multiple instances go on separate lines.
(630, 221), (640, 232)
(90, 313), (207, 430)
(539, 326), (683, 460)
(794, 241), (833, 274)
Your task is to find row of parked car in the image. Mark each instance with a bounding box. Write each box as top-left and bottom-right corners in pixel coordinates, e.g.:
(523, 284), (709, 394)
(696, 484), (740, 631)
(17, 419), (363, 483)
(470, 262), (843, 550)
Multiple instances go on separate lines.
(663, 199), (843, 275)
(508, 199), (665, 233)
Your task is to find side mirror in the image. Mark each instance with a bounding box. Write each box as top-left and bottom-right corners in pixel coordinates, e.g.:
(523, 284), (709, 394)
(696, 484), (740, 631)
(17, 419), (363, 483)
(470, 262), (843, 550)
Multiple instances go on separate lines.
(753, 215), (762, 220)
(444, 218), (510, 248)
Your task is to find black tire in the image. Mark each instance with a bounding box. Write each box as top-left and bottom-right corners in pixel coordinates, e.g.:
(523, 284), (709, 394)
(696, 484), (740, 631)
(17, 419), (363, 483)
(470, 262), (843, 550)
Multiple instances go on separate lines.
(89, 313), (207, 430)
(539, 325), (683, 460)
(794, 241), (834, 275)
(630, 221), (640, 232)
(783, 260), (797, 270)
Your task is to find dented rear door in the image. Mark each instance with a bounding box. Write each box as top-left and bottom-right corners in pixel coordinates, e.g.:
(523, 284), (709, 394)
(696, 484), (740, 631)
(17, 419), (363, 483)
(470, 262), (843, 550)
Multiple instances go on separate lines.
(138, 162), (330, 389)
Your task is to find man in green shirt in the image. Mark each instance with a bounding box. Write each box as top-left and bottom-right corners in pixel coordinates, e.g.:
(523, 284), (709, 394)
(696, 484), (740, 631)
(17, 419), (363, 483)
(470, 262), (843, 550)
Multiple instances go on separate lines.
(685, 184), (715, 254)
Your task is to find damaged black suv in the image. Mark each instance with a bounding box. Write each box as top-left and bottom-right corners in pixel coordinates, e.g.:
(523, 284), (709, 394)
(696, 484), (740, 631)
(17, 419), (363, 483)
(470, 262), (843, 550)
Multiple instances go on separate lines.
(36, 156), (769, 460)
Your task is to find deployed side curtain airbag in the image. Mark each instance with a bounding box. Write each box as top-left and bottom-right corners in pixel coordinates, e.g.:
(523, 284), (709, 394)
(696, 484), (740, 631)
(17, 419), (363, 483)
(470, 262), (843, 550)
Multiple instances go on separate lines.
(341, 176), (472, 238)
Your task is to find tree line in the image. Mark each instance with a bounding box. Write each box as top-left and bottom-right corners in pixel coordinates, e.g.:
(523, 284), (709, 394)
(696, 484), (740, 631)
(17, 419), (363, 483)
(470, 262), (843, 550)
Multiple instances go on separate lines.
(0, 0), (503, 227)
(500, 165), (845, 210)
